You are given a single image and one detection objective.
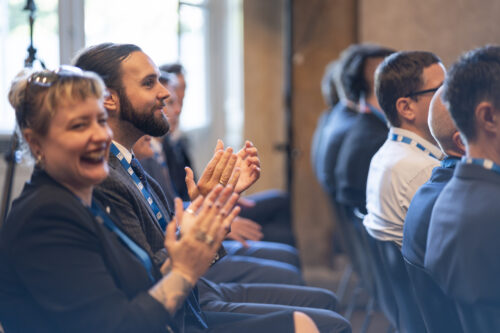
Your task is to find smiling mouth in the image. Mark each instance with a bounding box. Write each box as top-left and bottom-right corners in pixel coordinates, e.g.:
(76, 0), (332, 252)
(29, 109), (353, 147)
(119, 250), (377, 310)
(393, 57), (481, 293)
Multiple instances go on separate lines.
(81, 150), (107, 164)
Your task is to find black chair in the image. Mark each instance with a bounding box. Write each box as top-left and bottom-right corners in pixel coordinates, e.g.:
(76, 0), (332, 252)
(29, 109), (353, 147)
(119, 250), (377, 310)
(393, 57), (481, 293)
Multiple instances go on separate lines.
(376, 240), (426, 333)
(403, 258), (462, 333)
(343, 207), (398, 332)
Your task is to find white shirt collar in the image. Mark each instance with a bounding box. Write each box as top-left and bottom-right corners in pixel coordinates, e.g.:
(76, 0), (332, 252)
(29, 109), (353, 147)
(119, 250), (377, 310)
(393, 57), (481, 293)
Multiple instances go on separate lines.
(112, 140), (133, 163)
(390, 127), (444, 160)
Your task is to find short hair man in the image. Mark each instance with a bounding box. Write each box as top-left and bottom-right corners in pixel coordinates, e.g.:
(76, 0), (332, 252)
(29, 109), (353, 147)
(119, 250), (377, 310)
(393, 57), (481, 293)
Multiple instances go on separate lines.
(334, 45), (395, 211)
(74, 43), (350, 332)
(425, 45), (500, 331)
(401, 87), (463, 332)
(363, 51), (445, 247)
(314, 44), (394, 197)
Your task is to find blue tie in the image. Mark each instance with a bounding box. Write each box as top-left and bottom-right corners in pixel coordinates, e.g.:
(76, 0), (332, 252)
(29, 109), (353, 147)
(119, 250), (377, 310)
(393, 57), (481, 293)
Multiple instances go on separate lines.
(130, 158), (150, 189)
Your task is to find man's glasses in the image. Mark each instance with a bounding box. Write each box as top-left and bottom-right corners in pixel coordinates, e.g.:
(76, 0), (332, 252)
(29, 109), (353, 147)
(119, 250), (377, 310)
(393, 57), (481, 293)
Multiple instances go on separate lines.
(27, 65), (84, 88)
(405, 85), (441, 98)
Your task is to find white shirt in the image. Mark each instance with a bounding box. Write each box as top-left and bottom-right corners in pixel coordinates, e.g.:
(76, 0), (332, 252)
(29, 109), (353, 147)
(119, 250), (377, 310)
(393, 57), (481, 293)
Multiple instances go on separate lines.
(113, 140), (133, 163)
(363, 127), (443, 247)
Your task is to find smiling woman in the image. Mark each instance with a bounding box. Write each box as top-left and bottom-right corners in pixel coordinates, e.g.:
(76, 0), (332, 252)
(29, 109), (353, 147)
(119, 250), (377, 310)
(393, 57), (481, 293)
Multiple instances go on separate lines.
(0, 66), (301, 333)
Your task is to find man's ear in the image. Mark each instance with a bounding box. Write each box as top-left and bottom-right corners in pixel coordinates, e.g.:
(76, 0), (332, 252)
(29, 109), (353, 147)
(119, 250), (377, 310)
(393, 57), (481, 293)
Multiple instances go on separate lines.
(103, 88), (119, 115)
(475, 101), (500, 135)
(395, 96), (416, 122)
(452, 131), (466, 155)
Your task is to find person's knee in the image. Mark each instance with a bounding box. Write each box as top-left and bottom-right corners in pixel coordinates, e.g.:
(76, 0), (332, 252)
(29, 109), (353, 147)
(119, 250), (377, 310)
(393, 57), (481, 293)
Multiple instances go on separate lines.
(293, 311), (319, 333)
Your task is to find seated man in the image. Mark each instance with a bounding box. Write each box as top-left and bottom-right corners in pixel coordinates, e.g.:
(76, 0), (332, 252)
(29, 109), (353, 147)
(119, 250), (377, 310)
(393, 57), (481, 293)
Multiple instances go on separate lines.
(363, 51), (445, 247)
(401, 87), (463, 332)
(133, 72), (302, 285)
(74, 42), (351, 333)
(334, 44), (394, 212)
(425, 45), (500, 332)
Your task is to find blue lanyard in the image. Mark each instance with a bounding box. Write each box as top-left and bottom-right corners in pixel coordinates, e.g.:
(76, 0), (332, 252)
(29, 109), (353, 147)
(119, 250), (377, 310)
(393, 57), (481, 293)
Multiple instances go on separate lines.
(390, 133), (439, 159)
(110, 143), (167, 231)
(441, 156), (460, 169)
(462, 157), (500, 175)
(89, 200), (155, 282)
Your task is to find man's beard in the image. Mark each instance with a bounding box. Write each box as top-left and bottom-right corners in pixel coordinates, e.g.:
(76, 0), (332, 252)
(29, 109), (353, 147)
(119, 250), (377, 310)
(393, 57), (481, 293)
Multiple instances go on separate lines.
(119, 92), (170, 137)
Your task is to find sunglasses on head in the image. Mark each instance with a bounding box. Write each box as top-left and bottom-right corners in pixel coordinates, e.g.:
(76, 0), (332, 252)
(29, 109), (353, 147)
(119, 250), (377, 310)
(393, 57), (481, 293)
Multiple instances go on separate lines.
(27, 65), (84, 88)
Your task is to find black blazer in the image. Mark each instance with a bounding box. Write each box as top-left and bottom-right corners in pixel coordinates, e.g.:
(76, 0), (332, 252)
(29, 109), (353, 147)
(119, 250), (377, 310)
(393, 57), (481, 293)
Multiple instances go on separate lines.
(94, 153), (174, 267)
(0, 169), (174, 332)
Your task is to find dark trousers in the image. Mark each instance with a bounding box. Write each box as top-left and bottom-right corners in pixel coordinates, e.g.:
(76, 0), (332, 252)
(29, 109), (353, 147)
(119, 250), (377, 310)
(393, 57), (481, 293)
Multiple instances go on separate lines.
(197, 279), (351, 333)
(203, 240), (303, 285)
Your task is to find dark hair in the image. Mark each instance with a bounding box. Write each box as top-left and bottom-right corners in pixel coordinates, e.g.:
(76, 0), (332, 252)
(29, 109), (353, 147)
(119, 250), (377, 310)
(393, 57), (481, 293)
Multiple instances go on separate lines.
(340, 44), (395, 103)
(72, 43), (141, 93)
(159, 63), (185, 75)
(442, 45), (500, 141)
(375, 51), (441, 127)
(159, 70), (178, 86)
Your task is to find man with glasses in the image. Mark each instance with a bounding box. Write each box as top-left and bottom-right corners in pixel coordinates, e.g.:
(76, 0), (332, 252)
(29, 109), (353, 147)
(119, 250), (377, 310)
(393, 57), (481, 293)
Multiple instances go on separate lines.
(363, 51), (445, 247)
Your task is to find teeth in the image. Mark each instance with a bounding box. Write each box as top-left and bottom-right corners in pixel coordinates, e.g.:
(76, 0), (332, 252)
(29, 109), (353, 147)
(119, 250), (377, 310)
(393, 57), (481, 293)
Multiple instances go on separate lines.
(83, 151), (105, 162)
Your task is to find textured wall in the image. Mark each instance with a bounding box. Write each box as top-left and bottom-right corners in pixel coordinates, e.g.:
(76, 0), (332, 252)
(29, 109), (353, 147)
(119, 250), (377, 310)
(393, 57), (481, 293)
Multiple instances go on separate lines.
(290, 0), (357, 266)
(243, 0), (287, 193)
(360, 0), (500, 66)
(243, 0), (358, 267)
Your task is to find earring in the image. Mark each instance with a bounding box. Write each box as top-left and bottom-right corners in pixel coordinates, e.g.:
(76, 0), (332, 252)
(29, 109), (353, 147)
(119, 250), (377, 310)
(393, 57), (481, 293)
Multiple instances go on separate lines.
(35, 153), (44, 166)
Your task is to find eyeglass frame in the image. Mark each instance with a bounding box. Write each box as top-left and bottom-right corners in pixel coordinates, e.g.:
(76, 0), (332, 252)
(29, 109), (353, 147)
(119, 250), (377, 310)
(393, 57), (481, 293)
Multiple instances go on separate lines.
(404, 85), (441, 98)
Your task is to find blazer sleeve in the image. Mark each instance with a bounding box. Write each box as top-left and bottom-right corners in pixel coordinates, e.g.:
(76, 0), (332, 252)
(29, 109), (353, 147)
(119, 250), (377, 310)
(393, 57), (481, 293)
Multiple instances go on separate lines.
(94, 178), (169, 267)
(10, 199), (174, 333)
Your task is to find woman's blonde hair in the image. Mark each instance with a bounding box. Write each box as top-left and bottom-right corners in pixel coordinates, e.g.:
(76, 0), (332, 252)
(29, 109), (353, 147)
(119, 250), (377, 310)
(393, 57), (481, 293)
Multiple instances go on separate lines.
(8, 67), (106, 137)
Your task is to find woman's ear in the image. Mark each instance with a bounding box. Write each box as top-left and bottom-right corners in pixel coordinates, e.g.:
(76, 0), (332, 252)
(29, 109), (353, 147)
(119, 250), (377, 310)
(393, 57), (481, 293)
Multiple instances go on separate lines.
(23, 128), (42, 159)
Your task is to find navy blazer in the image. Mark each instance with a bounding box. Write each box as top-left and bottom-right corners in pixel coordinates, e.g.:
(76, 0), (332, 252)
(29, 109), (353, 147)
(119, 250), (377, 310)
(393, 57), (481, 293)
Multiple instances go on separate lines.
(314, 101), (358, 196)
(426, 162), (500, 331)
(0, 169), (173, 332)
(402, 158), (457, 266)
(402, 158), (462, 333)
(335, 111), (388, 210)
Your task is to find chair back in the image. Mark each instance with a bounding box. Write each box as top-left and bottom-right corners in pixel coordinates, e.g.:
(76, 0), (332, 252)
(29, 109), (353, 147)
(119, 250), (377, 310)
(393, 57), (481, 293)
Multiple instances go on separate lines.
(404, 258), (463, 333)
(377, 240), (426, 333)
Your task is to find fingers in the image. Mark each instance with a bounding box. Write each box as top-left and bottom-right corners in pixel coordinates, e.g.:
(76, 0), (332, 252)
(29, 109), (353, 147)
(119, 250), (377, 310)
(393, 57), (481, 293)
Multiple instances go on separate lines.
(227, 232), (249, 248)
(196, 185), (224, 231)
(164, 219), (178, 249)
(219, 154), (237, 185)
(215, 139), (224, 152)
(211, 148), (234, 185)
(222, 206), (241, 234)
(186, 195), (204, 214)
(228, 168), (241, 189)
(198, 150), (224, 185)
(185, 167), (200, 200)
(174, 198), (184, 227)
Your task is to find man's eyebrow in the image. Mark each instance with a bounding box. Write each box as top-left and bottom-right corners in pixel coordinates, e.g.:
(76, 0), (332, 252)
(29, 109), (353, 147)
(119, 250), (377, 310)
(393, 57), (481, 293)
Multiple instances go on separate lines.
(141, 73), (158, 82)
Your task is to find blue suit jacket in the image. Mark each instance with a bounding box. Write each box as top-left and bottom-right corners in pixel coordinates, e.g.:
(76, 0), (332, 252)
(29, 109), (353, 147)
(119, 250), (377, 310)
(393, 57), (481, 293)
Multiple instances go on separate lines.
(0, 169), (173, 332)
(402, 158), (457, 266)
(314, 101), (358, 196)
(402, 158), (462, 333)
(426, 162), (500, 331)
(335, 111), (388, 210)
